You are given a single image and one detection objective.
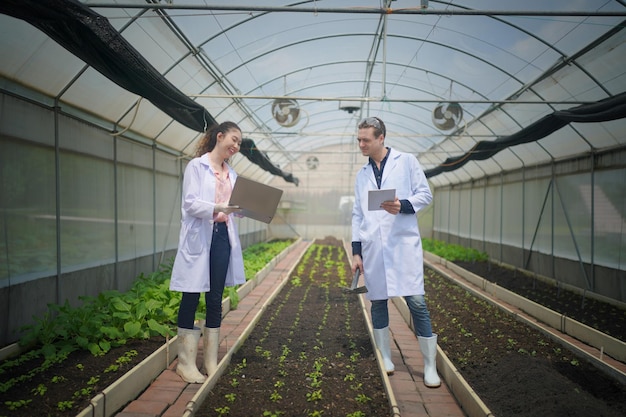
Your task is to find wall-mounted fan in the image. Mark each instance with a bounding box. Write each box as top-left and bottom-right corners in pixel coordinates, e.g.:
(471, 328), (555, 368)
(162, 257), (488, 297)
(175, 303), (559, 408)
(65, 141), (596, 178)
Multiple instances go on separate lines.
(272, 98), (301, 127)
(306, 156), (319, 170)
(432, 102), (463, 131)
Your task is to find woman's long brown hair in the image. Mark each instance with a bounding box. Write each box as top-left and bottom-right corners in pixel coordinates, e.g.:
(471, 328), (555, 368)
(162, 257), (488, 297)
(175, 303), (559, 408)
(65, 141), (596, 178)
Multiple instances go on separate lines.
(195, 121), (241, 157)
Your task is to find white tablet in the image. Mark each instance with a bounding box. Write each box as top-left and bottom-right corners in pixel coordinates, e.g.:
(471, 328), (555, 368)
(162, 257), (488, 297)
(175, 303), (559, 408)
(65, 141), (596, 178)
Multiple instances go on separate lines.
(368, 189), (395, 211)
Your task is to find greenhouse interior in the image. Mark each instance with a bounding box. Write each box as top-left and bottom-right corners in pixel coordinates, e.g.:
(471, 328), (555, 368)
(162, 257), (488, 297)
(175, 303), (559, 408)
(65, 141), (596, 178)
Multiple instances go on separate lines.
(1, 0), (625, 363)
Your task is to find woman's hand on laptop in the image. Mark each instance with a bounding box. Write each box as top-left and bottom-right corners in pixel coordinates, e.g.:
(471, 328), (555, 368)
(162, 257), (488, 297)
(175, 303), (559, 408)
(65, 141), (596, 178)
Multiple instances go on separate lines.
(214, 203), (242, 215)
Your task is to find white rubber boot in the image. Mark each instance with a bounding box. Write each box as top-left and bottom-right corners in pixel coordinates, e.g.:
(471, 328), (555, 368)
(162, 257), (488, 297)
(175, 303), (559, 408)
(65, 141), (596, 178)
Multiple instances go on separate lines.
(175, 327), (206, 383)
(203, 327), (220, 376)
(418, 334), (441, 388)
(373, 327), (395, 375)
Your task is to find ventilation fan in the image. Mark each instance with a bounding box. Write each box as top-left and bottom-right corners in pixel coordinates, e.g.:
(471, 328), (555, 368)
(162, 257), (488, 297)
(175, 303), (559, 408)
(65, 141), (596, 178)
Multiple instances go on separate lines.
(339, 100), (361, 114)
(272, 98), (301, 127)
(432, 102), (463, 131)
(306, 156), (319, 170)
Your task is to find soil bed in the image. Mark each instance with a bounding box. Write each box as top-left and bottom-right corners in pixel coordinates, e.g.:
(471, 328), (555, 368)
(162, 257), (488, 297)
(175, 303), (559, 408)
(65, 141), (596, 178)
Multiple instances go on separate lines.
(199, 237), (389, 417)
(454, 260), (626, 342)
(427, 263), (626, 417)
(4, 246), (625, 417)
(0, 337), (165, 417)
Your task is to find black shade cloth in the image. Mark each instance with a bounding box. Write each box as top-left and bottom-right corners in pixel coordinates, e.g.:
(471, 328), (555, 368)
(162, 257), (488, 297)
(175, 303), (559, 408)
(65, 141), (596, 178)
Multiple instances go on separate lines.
(0, 0), (299, 185)
(241, 139), (299, 186)
(425, 91), (626, 178)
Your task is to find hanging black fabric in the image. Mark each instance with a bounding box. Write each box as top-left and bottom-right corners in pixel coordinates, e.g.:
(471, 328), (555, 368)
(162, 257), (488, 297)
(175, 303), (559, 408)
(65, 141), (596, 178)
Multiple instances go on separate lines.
(425, 91), (626, 178)
(0, 0), (299, 185)
(241, 139), (299, 186)
(0, 0), (215, 132)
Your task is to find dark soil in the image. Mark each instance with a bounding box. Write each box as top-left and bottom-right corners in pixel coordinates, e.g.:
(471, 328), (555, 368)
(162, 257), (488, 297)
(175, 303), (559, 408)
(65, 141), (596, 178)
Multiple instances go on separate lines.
(427, 262), (626, 417)
(198, 237), (390, 417)
(454, 260), (626, 342)
(0, 337), (165, 417)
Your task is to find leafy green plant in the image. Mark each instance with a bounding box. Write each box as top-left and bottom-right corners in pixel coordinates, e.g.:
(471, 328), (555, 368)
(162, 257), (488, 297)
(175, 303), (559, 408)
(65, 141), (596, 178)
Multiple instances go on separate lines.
(229, 358), (247, 376)
(350, 382), (363, 391)
(15, 240), (293, 363)
(103, 364), (119, 373)
(56, 400), (74, 411)
(263, 411), (284, 417)
(19, 261), (178, 360)
(225, 287), (240, 309)
(355, 393), (371, 404)
(31, 383), (47, 396)
(242, 240), (294, 280)
(506, 338), (518, 350)
(306, 389), (322, 402)
(269, 390), (282, 402)
(4, 399), (32, 410)
(73, 386), (94, 400)
(423, 238), (488, 262)
(215, 405), (230, 416)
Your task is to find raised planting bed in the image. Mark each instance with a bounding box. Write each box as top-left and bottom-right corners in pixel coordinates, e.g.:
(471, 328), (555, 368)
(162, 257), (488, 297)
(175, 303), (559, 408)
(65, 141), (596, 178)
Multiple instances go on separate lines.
(424, 265), (626, 417)
(0, 336), (166, 417)
(0, 239), (295, 417)
(198, 236), (390, 417)
(422, 238), (626, 345)
(452, 259), (626, 343)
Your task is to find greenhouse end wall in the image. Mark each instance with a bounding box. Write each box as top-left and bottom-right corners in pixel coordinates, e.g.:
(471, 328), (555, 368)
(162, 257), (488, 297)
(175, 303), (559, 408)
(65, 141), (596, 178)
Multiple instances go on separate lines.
(432, 151), (626, 303)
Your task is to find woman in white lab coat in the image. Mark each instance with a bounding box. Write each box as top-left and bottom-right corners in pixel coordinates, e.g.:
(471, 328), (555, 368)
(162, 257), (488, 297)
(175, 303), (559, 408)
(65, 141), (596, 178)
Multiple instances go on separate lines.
(170, 121), (246, 384)
(351, 116), (441, 388)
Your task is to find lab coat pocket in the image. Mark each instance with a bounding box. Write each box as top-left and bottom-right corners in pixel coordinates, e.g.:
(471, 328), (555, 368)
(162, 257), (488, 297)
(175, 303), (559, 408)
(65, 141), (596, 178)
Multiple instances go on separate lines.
(185, 227), (204, 255)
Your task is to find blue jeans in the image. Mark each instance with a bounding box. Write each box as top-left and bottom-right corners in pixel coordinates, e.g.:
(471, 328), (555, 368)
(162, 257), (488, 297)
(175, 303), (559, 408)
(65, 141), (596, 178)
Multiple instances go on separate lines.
(371, 295), (433, 337)
(177, 222), (231, 329)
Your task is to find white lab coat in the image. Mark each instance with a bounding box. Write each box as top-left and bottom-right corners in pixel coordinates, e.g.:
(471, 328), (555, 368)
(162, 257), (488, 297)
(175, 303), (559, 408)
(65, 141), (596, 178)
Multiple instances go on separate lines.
(170, 153), (246, 293)
(351, 148), (432, 300)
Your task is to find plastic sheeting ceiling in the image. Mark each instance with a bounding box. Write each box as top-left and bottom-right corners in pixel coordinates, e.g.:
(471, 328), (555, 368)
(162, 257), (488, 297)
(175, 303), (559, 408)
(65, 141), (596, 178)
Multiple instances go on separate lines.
(1, 0), (625, 187)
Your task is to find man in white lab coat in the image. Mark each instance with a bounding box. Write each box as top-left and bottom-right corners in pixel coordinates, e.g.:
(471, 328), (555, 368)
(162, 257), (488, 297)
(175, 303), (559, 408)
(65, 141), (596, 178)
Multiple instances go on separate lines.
(351, 117), (441, 388)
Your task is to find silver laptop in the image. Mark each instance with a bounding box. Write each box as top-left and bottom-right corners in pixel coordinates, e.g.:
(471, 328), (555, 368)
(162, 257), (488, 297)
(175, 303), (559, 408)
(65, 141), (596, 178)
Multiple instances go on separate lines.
(229, 176), (283, 223)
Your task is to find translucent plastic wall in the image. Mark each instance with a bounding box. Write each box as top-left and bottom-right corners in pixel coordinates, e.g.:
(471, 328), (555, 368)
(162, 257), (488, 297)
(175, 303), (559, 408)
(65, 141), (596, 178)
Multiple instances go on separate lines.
(0, 93), (270, 345)
(0, 97), (179, 280)
(432, 151), (626, 302)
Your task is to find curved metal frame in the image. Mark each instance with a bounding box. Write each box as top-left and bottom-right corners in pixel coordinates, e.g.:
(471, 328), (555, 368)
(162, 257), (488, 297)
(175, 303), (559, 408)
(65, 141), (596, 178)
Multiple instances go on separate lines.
(14, 1), (624, 175)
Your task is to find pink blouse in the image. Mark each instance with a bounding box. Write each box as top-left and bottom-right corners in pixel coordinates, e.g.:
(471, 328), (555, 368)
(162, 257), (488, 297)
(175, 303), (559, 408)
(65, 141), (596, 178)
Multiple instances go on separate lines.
(213, 165), (232, 223)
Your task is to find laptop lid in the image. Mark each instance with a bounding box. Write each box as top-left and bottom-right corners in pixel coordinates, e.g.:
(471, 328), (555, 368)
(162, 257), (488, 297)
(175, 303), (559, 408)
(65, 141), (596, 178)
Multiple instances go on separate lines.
(229, 176), (283, 224)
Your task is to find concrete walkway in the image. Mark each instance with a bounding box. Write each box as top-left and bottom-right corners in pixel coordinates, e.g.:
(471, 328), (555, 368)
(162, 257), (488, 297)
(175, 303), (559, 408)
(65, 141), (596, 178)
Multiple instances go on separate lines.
(116, 239), (466, 417)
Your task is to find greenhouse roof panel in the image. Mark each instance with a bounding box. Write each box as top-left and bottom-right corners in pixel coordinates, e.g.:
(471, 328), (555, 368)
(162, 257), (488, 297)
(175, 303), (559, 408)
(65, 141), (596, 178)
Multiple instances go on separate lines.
(0, 0), (624, 186)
